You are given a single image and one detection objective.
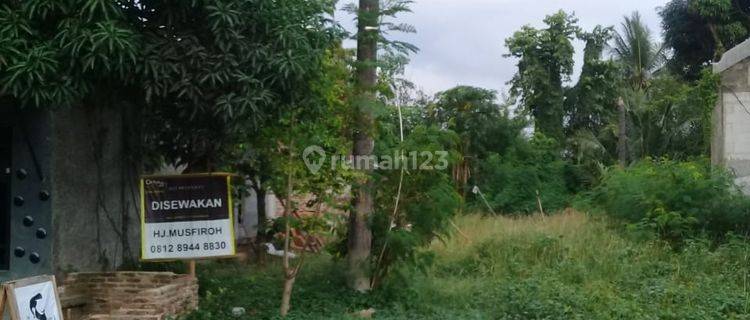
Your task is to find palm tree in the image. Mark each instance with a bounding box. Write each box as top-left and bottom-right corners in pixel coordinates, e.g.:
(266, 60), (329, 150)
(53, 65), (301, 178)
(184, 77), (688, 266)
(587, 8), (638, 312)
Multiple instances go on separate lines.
(610, 12), (665, 164)
(611, 11), (665, 90)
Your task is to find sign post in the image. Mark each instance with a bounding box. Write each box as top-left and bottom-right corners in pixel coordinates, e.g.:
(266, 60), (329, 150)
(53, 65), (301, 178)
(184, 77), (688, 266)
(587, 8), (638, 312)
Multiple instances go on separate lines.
(188, 260), (196, 278)
(140, 173), (237, 273)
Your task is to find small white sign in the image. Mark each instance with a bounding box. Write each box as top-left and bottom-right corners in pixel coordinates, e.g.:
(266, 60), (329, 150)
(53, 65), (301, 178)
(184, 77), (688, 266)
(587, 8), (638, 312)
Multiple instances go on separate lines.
(14, 282), (60, 320)
(2, 275), (63, 320)
(143, 219), (234, 260)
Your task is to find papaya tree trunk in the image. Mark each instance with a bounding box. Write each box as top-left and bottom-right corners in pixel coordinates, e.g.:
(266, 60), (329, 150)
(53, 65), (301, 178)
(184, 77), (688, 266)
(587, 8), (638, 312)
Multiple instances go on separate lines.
(348, 0), (379, 292)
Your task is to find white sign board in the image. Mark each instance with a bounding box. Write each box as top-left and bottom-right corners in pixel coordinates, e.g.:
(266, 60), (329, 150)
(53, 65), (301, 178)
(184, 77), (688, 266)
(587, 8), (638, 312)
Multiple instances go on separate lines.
(140, 174), (236, 261)
(2, 275), (63, 320)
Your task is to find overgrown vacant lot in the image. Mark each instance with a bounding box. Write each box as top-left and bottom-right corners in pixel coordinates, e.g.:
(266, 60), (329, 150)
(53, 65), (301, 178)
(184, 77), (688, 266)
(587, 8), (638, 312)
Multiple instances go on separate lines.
(186, 211), (750, 319)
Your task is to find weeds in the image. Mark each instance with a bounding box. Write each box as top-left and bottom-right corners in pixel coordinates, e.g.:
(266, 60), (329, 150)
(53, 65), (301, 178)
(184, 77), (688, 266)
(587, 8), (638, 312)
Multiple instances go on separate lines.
(587, 158), (750, 244)
(185, 211), (750, 319)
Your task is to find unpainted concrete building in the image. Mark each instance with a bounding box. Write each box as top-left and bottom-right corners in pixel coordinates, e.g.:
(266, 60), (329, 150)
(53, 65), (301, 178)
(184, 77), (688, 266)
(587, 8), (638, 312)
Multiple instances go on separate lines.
(713, 38), (750, 194)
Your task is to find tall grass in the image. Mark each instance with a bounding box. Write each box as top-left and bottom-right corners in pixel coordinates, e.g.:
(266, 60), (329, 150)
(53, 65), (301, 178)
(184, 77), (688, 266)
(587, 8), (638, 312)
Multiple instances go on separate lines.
(410, 210), (750, 319)
(186, 211), (750, 319)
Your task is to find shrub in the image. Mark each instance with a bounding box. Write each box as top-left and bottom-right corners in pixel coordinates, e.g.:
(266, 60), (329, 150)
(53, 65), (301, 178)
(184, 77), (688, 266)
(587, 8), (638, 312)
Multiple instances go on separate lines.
(589, 158), (750, 243)
(370, 123), (462, 286)
(474, 133), (575, 214)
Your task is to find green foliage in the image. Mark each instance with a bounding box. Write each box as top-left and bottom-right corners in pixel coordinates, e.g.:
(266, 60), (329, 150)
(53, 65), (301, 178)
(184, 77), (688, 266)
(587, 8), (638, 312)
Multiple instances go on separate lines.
(565, 26), (619, 138)
(475, 134), (575, 214)
(611, 12), (665, 90)
(238, 47), (354, 203)
(0, 0), (139, 108)
(0, 0), (342, 174)
(342, 0), (419, 56)
(0, 0), (341, 172)
(627, 70), (719, 159)
(429, 86), (522, 162)
(368, 113), (462, 285)
(182, 259), (366, 320)
(423, 85), (575, 215)
(505, 10), (579, 143)
(588, 159), (750, 244)
(560, 12), (720, 175)
(136, 0), (340, 170)
(423, 86), (582, 215)
(185, 213), (750, 319)
(325, 53), (463, 289)
(587, 12), (721, 168)
(564, 26), (620, 175)
(661, 0), (750, 80)
(432, 214), (750, 319)
(427, 86), (526, 195)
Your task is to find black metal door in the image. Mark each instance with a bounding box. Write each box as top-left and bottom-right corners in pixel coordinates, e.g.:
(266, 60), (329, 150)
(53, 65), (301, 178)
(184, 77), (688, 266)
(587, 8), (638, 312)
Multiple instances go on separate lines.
(0, 126), (10, 270)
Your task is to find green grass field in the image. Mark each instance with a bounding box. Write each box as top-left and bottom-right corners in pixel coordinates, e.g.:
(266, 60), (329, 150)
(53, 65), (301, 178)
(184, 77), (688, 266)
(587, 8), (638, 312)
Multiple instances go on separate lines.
(185, 211), (750, 319)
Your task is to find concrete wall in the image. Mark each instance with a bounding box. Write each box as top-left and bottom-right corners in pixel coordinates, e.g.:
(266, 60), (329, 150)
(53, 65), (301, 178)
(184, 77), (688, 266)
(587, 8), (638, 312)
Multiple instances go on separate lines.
(713, 39), (750, 193)
(236, 189), (277, 241)
(50, 105), (140, 274)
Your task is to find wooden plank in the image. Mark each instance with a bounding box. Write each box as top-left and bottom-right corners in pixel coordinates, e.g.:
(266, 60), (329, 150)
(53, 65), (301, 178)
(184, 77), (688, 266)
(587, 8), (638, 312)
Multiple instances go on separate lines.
(51, 276), (64, 320)
(5, 282), (19, 320)
(6, 275), (50, 288)
(0, 285), (6, 319)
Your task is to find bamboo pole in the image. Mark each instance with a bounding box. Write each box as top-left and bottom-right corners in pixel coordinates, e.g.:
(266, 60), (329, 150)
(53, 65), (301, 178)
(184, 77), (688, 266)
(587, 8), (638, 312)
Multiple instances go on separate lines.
(536, 190), (545, 216)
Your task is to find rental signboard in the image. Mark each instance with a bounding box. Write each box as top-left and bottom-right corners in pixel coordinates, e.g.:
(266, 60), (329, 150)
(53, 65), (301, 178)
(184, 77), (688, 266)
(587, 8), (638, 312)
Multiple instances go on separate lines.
(140, 173), (236, 261)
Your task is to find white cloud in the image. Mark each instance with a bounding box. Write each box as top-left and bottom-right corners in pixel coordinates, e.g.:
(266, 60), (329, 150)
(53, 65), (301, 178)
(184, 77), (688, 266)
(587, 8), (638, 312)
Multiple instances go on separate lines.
(337, 0), (669, 96)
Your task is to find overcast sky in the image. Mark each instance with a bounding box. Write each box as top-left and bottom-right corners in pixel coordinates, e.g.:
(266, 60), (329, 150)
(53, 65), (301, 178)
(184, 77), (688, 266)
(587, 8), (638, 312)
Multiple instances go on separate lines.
(337, 0), (670, 97)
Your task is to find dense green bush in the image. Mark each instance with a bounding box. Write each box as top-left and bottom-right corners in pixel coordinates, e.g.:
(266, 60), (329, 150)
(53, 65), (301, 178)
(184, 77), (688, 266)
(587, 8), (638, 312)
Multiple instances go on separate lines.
(588, 158), (750, 243)
(369, 120), (462, 286)
(474, 134), (576, 214)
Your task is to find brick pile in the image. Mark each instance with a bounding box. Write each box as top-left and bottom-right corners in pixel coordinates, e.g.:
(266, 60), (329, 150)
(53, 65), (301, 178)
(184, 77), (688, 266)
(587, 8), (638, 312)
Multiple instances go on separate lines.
(60, 272), (198, 320)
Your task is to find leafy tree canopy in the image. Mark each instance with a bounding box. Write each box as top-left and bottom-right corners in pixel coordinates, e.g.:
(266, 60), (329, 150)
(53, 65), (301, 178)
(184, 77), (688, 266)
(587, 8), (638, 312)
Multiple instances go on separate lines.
(0, 0), (139, 108)
(505, 10), (579, 143)
(661, 0), (750, 80)
(565, 26), (619, 139)
(0, 0), (341, 171)
(428, 86), (523, 163)
(136, 0), (340, 171)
